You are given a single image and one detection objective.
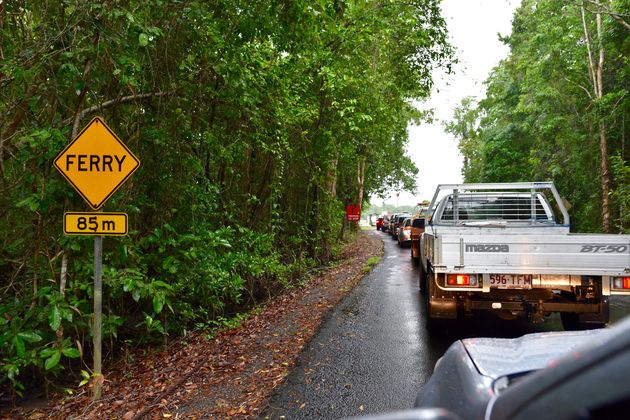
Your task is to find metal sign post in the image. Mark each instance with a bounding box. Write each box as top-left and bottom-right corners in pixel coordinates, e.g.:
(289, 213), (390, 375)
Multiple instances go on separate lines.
(93, 234), (103, 399)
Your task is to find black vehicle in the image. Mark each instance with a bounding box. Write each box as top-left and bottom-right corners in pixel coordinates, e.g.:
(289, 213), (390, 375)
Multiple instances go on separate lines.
(354, 316), (630, 420)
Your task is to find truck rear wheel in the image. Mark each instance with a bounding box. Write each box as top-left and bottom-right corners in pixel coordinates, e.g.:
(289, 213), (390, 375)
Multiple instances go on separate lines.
(561, 310), (608, 331)
(418, 260), (426, 293)
(560, 312), (607, 331)
(560, 294), (609, 331)
(424, 266), (440, 333)
(560, 312), (582, 331)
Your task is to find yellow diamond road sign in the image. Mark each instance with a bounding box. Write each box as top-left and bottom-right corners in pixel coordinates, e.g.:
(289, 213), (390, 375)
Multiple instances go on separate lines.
(54, 117), (140, 209)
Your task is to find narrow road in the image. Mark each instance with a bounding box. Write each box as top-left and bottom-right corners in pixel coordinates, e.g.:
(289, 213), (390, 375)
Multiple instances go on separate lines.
(263, 230), (630, 419)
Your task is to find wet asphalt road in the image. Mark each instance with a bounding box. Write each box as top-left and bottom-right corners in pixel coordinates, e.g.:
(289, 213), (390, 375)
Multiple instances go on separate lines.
(263, 230), (630, 419)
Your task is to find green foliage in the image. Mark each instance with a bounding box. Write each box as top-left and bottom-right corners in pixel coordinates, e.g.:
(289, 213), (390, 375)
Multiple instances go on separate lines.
(0, 0), (452, 396)
(444, 97), (484, 182)
(611, 154), (630, 233)
(447, 0), (630, 232)
(362, 256), (381, 273)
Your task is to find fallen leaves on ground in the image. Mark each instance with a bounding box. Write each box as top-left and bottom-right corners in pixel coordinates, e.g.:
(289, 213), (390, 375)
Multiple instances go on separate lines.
(5, 232), (383, 419)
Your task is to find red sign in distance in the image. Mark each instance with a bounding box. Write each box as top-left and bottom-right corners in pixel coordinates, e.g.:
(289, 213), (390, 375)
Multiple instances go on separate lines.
(346, 204), (361, 221)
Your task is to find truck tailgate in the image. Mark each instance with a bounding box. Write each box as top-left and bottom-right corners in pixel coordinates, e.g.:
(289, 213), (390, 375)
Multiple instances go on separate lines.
(434, 233), (630, 276)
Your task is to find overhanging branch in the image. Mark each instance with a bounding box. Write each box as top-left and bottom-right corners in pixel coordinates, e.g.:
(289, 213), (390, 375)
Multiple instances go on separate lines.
(62, 91), (176, 128)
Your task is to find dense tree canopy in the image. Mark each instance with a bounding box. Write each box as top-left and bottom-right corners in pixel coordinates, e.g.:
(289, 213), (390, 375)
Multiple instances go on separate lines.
(447, 0), (629, 233)
(0, 0), (451, 395)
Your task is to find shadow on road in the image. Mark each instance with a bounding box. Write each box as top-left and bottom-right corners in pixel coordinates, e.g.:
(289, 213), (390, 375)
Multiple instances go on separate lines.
(415, 291), (564, 370)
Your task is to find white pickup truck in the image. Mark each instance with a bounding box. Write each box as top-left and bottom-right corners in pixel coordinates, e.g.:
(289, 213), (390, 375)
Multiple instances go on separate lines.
(419, 182), (630, 331)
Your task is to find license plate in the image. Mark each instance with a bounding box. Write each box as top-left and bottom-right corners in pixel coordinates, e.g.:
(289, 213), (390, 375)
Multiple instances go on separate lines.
(488, 274), (533, 289)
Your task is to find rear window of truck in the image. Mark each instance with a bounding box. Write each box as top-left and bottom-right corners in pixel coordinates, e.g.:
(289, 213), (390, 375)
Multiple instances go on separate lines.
(440, 193), (554, 223)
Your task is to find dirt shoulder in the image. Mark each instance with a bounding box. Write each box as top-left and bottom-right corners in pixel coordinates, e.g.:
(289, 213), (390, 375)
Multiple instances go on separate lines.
(9, 231), (383, 419)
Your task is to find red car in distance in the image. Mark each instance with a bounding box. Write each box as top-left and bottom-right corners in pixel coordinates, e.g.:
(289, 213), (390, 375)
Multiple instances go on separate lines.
(376, 217), (384, 230)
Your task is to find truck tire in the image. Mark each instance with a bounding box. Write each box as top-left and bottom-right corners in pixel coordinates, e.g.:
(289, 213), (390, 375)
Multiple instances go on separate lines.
(424, 266), (440, 333)
(560, 312), (606, 331)
(560, 295), (609, 331)
(411, 248), (419, 265)
(418, 259), (426, 293)
(560, 312), (581, 331)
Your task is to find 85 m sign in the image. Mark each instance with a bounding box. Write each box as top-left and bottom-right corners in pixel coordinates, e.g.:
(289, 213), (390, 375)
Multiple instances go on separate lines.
(64, 212), (128, 236)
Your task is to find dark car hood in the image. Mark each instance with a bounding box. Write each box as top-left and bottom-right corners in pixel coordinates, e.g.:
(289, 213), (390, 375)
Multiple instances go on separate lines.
(462, 328), (610, 379)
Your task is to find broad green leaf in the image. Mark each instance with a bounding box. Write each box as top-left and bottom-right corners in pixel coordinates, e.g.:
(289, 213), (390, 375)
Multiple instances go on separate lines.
(49, 305), (61, 331)
(17, 331), (42, 343)
(152, 280), (172, 289)
(123, 279), (133, 292)
(45, 351), (62, 370)
(153, 295), (164, 314)
(13, 336), (25, 358)
(40, 347), (58, 358)
(61, 307), (73, 322)
(62, 348), (81, 358)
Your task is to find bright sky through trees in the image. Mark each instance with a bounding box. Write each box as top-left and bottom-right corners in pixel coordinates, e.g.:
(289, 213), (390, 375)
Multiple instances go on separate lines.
(385, 0), (520, 207)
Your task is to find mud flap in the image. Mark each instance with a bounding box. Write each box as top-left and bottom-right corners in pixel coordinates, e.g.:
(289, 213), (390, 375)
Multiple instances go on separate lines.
(579, 297), (610, 327)
(429, 298), (458, 319)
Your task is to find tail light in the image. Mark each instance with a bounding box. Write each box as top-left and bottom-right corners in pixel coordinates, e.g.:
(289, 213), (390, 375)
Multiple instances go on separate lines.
(612, 277), (630, 289)
(447, 274), (478, 286)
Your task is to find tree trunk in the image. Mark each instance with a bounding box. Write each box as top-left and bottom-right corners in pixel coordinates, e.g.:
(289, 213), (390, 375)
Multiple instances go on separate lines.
(326, 156), (338, 197)
(355, 156), (366, 232)
(56, 252), (68, 345)
(599, 120), (611, 231)
(581, 2), (610, 232)
(357, 156), (366, 207)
